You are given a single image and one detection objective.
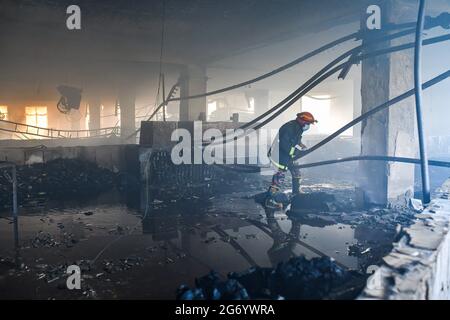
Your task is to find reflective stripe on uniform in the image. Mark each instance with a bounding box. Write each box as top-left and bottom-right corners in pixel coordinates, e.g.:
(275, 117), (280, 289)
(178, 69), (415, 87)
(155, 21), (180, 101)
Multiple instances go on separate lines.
(289, 147), (296, 157)
(269, 157), (287, 170)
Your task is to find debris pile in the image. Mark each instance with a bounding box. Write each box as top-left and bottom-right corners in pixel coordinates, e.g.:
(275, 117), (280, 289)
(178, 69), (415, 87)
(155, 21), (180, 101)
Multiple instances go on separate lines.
(101, 256), (146, 274)
(33, 259), (91, 285)
(0, 159), (118, 208)
(177, 271), (250, 300)
(177, 256), (364, 300)
(145, 150), (266, 202)
(24, 229), (80, 249)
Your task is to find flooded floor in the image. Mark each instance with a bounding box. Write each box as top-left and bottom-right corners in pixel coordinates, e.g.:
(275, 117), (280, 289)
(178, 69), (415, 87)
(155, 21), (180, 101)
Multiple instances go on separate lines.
(0, 179), (403, 299)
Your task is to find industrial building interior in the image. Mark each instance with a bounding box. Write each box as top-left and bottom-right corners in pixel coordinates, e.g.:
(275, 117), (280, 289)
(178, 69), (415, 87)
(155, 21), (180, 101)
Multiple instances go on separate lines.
(1, 0), (450, 301)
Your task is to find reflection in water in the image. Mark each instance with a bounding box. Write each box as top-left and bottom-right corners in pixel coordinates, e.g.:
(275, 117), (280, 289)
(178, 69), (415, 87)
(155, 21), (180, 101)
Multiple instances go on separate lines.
(0, 187), (363, 299)
(266, 209), (298, 266)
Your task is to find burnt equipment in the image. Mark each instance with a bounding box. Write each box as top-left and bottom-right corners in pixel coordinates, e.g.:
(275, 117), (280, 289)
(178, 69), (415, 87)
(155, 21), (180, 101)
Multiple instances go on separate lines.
(56, 85), (82, 114)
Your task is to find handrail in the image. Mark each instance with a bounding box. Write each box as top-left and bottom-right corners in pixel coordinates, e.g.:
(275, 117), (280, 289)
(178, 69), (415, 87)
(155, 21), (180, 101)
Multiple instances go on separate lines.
(0, 119), (120, 139)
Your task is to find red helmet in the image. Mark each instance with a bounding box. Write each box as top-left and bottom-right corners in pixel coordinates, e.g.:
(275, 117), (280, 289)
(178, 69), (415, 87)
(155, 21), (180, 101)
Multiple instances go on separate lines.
(296, 112), (318, 124)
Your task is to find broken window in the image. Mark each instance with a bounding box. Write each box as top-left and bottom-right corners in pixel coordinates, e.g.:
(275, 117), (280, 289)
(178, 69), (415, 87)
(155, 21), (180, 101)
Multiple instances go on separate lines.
(25, 106), (48, 128)
(301, 96), (332, 135)
(207, 100), (217, 120)
(0, 105), (8, 120)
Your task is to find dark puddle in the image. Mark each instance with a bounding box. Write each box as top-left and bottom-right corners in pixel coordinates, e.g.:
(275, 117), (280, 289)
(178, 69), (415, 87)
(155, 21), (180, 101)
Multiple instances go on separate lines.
(0, 179), (413, 299)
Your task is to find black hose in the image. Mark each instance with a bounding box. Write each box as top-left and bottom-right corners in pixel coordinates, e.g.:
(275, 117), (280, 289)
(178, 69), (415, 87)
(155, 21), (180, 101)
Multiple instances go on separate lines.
(301, 69), (450, 157)
(293, 156), (450, 170)
(129, 26), (449, 141)
(170, 32), (358, 101)
(216, 68), (450, 173)
(127, 33), (358, 140)
(414, 0), (431, 204)
(128, 28), (420, 140)
(203, 28), (435, 147)
(253, 33), (450, 132)
(216, 155), (450, 173)
(241, 27), (417, 130)
(209, 32), (450, 148)
(202, 51), (356, 147)
(155, 13), (449, 103)
(129, 27), (450, 144)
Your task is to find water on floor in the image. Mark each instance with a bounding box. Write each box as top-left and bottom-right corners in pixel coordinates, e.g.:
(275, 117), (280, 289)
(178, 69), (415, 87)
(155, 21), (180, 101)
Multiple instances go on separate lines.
(0, 181), (393, 299)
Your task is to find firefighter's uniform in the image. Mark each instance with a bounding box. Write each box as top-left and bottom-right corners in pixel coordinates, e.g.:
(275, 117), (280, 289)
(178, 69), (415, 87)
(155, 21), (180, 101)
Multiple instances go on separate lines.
(266, 112), (317, 208)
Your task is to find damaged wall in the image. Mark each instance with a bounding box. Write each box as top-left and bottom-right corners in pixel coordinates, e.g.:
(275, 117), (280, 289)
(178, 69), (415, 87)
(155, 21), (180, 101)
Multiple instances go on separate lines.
(359, 179), (450, 300)
(359, 0), (417, 207)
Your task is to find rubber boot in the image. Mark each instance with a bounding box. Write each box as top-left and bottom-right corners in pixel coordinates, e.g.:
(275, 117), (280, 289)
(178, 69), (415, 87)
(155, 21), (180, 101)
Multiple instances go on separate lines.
(292, 177), (301, 196)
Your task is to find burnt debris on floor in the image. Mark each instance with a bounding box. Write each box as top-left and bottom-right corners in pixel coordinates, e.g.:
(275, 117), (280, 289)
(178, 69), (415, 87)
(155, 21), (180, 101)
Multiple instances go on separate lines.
(0, 174), (419, 299)
(177, 256), (365, 300)
(0, 159), (119, 209)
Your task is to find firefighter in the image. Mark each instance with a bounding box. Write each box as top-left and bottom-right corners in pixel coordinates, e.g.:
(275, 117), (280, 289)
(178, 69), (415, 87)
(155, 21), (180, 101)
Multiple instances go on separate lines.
(265, 112), (318, 209)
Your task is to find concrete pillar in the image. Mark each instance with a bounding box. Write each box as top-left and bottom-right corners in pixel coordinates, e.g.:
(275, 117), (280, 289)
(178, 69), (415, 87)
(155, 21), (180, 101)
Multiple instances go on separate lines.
(179, 65), (207, 121)
(247, 89), (269, 117)
(360, 0), (417, 206)
(118, 88), (136, 138)
(88, 97), (101, 133)
(70, 112), (81, 131)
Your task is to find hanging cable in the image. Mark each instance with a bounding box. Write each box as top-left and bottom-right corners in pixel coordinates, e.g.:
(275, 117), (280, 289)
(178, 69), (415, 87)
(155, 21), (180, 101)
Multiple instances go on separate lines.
(126, 24), (449, 141)
(293, 156), (450, 170)
(141, 0), (166, 122)
(414, 0), (431, 204)
(216, 155), (450, 174)
(299, 69), (450, 158)
(131, 27), (427, 142)
(149, 14), (447, 103)
(202, 32), (450, 148)
(207, 70), (450, 172)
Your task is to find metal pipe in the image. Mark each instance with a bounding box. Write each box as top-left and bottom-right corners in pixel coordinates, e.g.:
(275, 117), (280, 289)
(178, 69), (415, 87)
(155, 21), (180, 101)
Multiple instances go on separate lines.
(162, 74), (166, 122)
(203, 33), (450, 148)
(414, 0), (431, 204)
(217, 155), (450, 173)
(12, 165), (19, 248)
(292, 156), (450, 170)
(302, 69), (450, 157)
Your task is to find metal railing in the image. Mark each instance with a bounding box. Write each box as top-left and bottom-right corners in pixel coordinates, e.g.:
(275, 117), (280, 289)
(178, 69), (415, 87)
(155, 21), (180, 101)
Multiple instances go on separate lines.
(0, 119), (120, 139)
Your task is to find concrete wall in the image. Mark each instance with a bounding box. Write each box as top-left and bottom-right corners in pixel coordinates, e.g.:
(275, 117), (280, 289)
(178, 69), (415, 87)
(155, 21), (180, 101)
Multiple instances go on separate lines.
(359, 178), (450, 300)
(359, 0), (417, 207)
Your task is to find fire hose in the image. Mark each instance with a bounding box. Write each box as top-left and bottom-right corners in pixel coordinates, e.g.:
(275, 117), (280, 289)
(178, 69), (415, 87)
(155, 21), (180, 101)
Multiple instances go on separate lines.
(128, 13), (450, 140)
(216, 69), (450, 173)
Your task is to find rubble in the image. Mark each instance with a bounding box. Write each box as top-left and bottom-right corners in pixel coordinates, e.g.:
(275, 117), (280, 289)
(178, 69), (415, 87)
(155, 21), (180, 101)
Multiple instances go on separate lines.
(101, 256), (146, 274)
(25, 228), (80, 249)
(0, 171), (421, 299)
(177, 256), (366, 300)
(0, 158), (119, 209)
(348, 243), (371, 257)
(409, 198), (424, 212)
(177, 271), (250, 300)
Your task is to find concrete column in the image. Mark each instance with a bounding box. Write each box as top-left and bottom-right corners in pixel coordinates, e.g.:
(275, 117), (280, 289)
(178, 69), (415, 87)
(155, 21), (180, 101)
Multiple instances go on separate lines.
(88, 97), (101, 133)
(360, 0), (417, 206)
(247, 89), (269, 117)
(118, 88), (136, 138)
(70, 111), (81, 131)
(179, 65), (207, 121)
